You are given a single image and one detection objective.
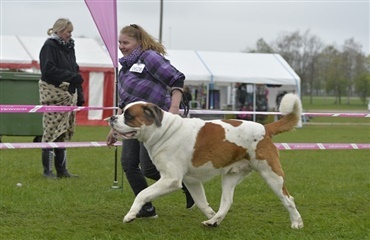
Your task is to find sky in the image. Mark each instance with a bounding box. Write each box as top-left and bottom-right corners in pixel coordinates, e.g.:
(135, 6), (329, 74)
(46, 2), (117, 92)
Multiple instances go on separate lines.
(1, 0), (369, 56)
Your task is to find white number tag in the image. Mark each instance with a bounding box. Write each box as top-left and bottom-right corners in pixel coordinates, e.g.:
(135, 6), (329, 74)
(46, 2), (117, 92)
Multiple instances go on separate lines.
(129, 63), (145, 73)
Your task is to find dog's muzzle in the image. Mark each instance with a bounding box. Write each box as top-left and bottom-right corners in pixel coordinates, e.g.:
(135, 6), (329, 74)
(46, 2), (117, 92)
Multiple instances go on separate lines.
(109, 115), (118, 127)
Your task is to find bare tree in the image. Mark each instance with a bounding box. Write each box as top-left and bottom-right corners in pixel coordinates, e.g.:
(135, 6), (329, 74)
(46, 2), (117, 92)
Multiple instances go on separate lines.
(301, 30), (323, 103)
(354, 55), (370, 104)
(245, 38), (274, 53)
(320, 46), (346, 103)
(244, 29), (369, 104)
(342, 38), (367, 104)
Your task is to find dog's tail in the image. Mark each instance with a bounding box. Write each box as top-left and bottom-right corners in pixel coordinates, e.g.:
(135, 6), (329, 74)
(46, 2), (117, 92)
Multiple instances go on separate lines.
(264, 93), (302, 137)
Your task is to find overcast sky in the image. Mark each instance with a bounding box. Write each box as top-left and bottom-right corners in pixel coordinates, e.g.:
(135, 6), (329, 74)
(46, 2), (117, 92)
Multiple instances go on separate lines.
(1, 0), (369, 55)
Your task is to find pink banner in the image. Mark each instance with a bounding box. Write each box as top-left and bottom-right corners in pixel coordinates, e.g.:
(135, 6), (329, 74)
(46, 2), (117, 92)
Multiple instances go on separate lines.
(85, 0), (118, 67)
(274, 143), (370, 150)
(1, 104), (369, 118)
(0, 105), (118, 113)
(0, 141), (121, 149)
(188, 110), (370, 118)
(1, 142), (369, 150)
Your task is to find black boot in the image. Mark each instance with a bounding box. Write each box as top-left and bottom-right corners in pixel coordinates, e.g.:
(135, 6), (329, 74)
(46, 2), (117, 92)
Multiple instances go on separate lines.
(54, 148), (78, 178)
(182, 184), (195, 209)
(42, 148), (56, 178)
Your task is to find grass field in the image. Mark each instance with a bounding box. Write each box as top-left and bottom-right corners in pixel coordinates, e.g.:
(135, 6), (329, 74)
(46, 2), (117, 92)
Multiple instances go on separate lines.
(301, 96), (369, 111)
(0, 99), (369, 240)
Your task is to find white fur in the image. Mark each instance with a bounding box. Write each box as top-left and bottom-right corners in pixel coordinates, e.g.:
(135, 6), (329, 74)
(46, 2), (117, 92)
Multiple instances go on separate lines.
(279, 93), (302, 116)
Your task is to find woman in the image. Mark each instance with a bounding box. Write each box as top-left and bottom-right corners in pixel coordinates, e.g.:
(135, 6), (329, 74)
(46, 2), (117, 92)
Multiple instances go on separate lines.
(39, 18), (84, 178)
(106, 24), (194, 218)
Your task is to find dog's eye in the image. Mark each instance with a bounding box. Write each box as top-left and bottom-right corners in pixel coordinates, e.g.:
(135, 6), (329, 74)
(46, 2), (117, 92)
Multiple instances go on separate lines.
(124, 111), (134, 121)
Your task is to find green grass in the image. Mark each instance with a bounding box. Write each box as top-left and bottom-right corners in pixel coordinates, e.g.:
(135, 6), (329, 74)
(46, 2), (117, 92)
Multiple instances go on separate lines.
(302, 96), (368, 111)
(1, 123), (369, 240)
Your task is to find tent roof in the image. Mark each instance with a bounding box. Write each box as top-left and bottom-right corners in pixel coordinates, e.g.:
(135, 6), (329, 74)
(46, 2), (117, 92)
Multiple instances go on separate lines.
(17, 36), (113, 69)
(0, 35), (113, 71)
(166, 50), (211, 83)
(165, 50), (300, 87)
(197, 51), (299, 85)
(0, 35), (34, 68)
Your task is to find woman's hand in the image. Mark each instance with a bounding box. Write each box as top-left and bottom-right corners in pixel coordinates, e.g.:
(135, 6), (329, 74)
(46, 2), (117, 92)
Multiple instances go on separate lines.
(106, 129), (117, 147)
(169, 88), (182, 115)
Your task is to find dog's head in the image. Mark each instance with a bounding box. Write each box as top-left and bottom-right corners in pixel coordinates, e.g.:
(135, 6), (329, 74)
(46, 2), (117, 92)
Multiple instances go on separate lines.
(108, 101), (163, 140)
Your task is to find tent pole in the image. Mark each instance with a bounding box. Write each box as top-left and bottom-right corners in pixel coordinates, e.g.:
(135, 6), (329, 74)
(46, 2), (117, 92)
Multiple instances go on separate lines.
(253, 84), (256, 122)
(111, 67), (121, 189)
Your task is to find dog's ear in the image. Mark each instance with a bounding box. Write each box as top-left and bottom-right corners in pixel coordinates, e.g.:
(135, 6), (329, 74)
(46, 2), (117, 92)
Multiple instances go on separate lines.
(143, 104), (163, 127)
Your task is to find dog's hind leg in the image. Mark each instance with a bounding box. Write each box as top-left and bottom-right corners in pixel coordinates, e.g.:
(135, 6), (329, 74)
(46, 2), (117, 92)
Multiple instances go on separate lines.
(255, 160), (303, 229)
(183, 178), (216, 219)
(201, 171), (248, 227)
(123, 177), (182, 223)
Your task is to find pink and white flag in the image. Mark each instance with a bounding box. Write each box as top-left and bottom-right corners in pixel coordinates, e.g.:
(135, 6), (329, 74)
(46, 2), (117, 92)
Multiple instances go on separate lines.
(84, 0), (118, 67)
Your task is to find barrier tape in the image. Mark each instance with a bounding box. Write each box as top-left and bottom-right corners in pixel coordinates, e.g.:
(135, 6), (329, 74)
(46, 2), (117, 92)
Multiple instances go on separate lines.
(1, 104), (369, 117)
(0, 141), (369, 150)
(0, 141), (121, 149)
(189, 110), (370, 118)
(0, 105), (118, 113)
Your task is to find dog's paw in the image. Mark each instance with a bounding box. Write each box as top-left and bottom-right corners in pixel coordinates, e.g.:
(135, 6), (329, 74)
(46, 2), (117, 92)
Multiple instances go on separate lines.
(123, 213), (136, 223)
(201, 220), (218, 227)
(291, 218), (304, 229)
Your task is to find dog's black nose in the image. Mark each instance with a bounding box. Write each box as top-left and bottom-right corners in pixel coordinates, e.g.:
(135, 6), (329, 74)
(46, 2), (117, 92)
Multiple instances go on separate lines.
(110, 115), (117, 122)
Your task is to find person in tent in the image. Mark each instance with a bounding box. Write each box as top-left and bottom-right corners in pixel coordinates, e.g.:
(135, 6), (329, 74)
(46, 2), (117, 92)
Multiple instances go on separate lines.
(39, 18), (85, 178)
(183, 86), (192, 102)
(106, 24), (194, 218)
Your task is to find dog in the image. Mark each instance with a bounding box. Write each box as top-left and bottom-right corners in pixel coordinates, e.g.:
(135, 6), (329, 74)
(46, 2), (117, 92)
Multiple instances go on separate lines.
(108, 93), (304, 228)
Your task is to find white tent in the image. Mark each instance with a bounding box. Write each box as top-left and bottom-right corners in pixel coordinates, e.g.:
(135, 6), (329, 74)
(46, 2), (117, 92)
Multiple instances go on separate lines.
(0, 36), (35, 69)
(166, 50), (211, 83)
(196, 51), (300, 88)
(166, 50), (300, 86)
(165, 50), (300, 110)
(0, 35), (115, 126)
(16, 36), (113, 71)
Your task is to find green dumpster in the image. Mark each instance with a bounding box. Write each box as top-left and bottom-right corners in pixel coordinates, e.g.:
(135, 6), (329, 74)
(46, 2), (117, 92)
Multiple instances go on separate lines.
(0, 71), (43, 141)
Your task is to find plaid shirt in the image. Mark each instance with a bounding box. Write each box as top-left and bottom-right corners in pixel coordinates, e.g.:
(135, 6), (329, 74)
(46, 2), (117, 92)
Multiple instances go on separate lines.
(118, 50), (185, 110)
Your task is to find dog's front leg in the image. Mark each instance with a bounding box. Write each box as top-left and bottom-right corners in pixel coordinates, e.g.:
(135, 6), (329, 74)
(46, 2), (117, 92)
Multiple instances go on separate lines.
(123, 177), (182, 223)
(183, 179), (216, 219)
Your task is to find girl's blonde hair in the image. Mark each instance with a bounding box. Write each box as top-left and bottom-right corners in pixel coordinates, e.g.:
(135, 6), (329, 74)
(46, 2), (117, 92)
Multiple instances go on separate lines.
(47, 18), (73, 36)
(120, 24), (166, 55)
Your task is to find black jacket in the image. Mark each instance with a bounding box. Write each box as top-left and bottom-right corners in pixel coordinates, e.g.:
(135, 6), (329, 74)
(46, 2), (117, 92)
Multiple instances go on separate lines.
(39, 38), (79, 85)
(39, 38), (84, 105)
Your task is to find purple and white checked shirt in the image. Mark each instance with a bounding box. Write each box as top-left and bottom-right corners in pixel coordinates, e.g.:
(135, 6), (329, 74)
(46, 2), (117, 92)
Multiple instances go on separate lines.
(118, 49), (185, 111)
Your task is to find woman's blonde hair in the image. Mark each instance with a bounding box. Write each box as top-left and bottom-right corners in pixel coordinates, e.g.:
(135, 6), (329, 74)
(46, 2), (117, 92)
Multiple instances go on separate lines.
(120, 24), (166, 55)
(47, 18), (73, 36)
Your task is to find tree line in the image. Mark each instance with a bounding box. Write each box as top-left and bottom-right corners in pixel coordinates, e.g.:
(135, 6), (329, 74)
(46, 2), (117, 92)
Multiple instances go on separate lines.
(245, 30), (370, 105)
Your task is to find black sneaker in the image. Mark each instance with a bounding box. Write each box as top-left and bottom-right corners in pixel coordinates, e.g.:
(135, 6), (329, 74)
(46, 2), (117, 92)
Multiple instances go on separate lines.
(136, 206), (158, 219)
(184, 190), (195, 209)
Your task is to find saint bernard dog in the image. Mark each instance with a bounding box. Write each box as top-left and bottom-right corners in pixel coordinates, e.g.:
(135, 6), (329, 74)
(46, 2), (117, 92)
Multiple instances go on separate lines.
(108, 93), (304, 228)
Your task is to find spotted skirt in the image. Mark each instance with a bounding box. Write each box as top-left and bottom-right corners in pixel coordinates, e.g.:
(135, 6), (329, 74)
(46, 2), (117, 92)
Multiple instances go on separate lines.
(39, 80), (77, 142)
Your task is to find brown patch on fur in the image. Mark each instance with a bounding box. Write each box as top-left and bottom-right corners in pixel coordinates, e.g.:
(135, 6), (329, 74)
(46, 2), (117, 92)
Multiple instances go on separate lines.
(221, 119), (243, 127)
(282, 186), (290, 197)
(264, 113), (298, 137)
(255, 135), (285, 177)
(192, 122), (250, 168)
(258, 111), (300, 177)
(124, 104), (163, 127)
(142, 104), (163, 127)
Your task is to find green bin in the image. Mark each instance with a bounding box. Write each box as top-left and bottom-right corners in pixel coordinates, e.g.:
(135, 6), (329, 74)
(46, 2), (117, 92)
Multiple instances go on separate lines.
(0, 72), (43, 141)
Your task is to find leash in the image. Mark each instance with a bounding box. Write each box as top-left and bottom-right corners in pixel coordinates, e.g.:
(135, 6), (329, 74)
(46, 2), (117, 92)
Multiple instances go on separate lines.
(170, 88), (190, 118)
